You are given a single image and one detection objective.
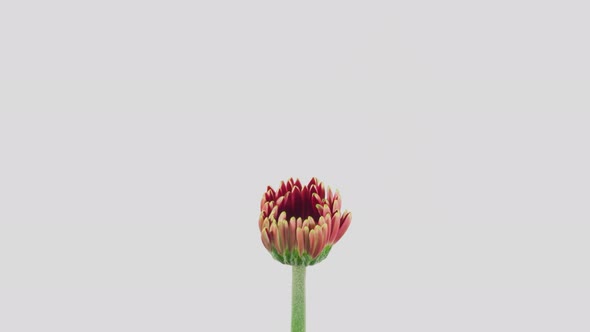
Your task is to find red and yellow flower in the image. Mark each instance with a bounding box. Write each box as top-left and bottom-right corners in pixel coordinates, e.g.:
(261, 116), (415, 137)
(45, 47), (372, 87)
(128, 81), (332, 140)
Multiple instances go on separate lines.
(259, 177), (352, 266)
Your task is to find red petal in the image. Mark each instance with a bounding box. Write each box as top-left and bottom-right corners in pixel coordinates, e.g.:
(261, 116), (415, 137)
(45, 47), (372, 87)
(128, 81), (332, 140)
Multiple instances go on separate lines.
(301, 185), (310, 218)
(276, 196), (285, 210)
(307, 177), (317, 187)
(277, 180), (286, 197)
(292, 186), (302, 216)
(309, 184), (318, 197)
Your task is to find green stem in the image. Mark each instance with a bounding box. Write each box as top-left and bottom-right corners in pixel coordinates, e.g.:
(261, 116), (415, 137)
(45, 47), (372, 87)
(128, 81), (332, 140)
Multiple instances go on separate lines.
(291, 265), (306, 332)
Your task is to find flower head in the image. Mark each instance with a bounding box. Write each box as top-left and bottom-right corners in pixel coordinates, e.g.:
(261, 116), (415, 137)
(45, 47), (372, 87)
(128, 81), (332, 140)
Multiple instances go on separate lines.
(259, 177), (352, 266)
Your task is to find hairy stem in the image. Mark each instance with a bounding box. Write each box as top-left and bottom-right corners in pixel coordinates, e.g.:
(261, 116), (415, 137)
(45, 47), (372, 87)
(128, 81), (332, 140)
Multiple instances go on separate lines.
(291, 265), (306, 332)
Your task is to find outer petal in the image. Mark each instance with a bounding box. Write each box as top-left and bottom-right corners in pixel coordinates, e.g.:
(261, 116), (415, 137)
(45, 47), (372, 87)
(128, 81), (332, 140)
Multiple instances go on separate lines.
(289, 217), (297, 250)
(270, 222), (279, 252)
(332, 190), (342, 212)
(323, 213), (332, 243)
(296, 227), (305, 254)
(314, 226), (324, 258)
(309, 229), (318, 258)
(278, 219), (288, 253)
(258, 212), (265, 231)
(334, 211), (351, 243)
(261, 228), (271, 251)
(303, 226), (310, 254)
(329, 211), (341, 243)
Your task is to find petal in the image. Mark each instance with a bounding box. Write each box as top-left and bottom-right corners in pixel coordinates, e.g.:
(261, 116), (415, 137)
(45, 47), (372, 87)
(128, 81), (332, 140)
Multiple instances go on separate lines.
(334, 211), (351, 243)
(278, 211), (287, 223)
(311, 193), (322, 207)
(324, 213), (332, 242)
(301, 185), (310, 218)
(319, 224), (329, 256)
(302, 217), (310, 229)
(270, 205), (279, 220)
(277, 180), (287, 197)
(262, 217), (270, 230)
(278, 219), (288, 253)
(261, 228), (272, 251)
(258, 212), (265, 231)
(292, 186), (302, 216)
(286, 191), (295, 215)
(307, 177), (318, 187)
(289, 217), (297, 250)
(260, 196), (267, 210)
(283, 192), (291, 214)
(309, 184), (318, 196)
(303, 226), (310, 254)
(270, 222), (280, 252)
(296, 227), (305, 254)
(332, 190), (342, 212)
(309, 229), (317, 258)
(276, 196), (285, 210)
(307, 216), (316, 229)
(315, 203), (324, 216)
(262, 202), (270, 215)
(314, 226), (324, 258)
(329, 211), (341, 243)
(322, 204), (331, 217)
(266, 186), (276, 200)
(318, 182), (326, 199)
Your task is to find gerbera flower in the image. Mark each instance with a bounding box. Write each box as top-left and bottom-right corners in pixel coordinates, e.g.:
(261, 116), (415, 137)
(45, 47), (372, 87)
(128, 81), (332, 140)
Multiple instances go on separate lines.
(259, 177), (352, 265)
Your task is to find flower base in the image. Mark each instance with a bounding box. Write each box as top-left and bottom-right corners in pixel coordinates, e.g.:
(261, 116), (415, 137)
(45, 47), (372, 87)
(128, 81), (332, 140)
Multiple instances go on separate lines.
(271, 245), (333, 266)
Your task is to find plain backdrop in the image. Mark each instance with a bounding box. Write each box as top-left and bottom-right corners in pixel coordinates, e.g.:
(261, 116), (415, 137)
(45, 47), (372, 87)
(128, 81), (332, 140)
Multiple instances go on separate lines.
(1, 1), (589, 331)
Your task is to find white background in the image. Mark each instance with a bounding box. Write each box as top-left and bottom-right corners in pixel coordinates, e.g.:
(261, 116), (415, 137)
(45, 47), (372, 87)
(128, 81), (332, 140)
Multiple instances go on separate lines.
(1, 1), (589, 331)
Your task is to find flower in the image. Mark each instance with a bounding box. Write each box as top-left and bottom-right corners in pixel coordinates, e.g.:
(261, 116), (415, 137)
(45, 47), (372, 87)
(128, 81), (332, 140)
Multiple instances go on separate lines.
(259, 177), (352, 266)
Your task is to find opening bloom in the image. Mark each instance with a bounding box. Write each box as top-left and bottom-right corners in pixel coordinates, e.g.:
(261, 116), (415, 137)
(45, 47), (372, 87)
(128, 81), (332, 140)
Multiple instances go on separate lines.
(259, 177), (352, 266)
